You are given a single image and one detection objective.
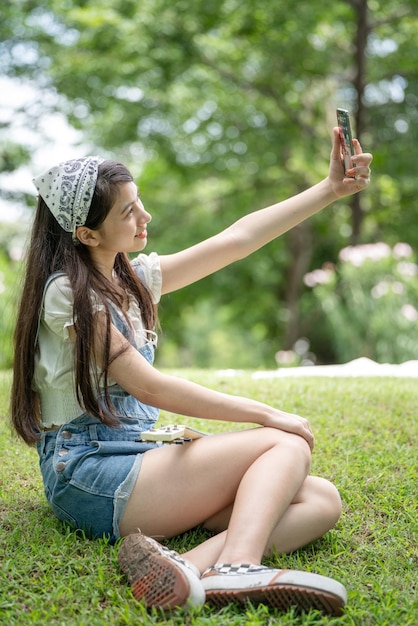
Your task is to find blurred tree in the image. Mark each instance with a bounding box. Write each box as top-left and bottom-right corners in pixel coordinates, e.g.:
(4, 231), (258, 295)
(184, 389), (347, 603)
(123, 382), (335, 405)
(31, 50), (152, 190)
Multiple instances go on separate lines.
(1, 0), (417, 365)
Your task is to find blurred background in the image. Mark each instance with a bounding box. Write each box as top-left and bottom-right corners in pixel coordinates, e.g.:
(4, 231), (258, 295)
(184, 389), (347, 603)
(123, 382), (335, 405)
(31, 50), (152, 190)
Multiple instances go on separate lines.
(1, 0), (417, 370)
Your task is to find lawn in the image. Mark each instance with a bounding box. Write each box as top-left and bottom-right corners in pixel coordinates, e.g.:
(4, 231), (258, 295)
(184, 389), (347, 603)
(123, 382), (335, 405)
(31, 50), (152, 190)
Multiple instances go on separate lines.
(0, 369), (416, 625)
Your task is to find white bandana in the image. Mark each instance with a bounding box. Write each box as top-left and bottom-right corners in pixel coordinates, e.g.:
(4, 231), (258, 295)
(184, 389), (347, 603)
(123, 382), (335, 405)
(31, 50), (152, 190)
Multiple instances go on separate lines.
(33, 156), (104, 243)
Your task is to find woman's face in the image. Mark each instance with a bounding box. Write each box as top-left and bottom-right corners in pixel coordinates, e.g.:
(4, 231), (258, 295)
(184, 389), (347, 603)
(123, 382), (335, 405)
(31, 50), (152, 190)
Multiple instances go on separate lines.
(94, 181), (152, 255)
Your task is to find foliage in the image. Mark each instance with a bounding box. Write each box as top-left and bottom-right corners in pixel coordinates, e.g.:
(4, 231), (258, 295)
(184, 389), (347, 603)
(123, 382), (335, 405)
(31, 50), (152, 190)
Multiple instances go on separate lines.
(303, 242), (418, 363)
(1, 369), (417, 625)
(0, 220), (27, 370)
(1, 0), (418, 365)
(0, 249), (23, 370)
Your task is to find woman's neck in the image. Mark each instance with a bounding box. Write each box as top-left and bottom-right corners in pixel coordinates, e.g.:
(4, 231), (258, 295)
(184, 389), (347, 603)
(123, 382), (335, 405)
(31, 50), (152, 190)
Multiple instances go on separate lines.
(89, 249), (118, 283)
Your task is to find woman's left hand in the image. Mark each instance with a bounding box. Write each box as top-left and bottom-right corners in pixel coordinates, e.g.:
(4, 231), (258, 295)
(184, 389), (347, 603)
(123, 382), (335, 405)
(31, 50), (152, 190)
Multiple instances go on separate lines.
(328, 127), (372, 198)
(262, 408), (315, 451)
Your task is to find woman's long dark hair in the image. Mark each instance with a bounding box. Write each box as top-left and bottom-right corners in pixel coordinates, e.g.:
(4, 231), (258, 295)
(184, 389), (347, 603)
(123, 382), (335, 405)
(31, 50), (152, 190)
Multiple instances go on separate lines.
(11, 161), (157, 445)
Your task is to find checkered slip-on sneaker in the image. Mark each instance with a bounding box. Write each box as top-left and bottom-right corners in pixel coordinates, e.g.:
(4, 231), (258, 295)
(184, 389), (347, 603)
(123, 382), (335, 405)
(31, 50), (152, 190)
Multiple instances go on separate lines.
(201, 563), (347, 616)
(118, 532), (205, 610)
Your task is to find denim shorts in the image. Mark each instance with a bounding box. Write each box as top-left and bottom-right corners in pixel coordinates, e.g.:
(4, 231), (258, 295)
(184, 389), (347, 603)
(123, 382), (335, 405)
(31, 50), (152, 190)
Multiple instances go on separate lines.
(37, 414), (161, 543)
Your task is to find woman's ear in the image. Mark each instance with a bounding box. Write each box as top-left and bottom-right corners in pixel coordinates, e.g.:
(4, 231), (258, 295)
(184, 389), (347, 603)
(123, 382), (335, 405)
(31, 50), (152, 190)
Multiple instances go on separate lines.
(75, 226), (100, 247)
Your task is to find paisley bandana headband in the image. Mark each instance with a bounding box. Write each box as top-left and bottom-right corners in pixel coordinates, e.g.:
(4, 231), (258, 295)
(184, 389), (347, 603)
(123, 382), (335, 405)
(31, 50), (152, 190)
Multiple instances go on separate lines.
(33, 156), (104, 243)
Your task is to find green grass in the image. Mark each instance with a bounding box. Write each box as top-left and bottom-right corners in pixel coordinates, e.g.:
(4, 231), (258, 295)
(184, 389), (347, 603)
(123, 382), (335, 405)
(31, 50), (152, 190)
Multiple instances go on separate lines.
(0, 369), (417, 625)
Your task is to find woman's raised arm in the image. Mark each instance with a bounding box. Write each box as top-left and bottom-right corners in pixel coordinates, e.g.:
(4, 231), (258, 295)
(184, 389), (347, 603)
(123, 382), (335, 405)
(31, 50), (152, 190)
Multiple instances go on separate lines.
(159, 129), (372, 294)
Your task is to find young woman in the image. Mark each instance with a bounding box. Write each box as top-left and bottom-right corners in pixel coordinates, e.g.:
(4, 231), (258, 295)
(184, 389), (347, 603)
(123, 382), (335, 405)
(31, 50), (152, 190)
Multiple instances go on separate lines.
(12, 128), (372, 615)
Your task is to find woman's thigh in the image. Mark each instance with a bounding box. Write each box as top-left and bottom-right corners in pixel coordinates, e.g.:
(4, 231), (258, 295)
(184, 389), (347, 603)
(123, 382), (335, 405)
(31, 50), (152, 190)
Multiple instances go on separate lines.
(118, 426), (310, 538)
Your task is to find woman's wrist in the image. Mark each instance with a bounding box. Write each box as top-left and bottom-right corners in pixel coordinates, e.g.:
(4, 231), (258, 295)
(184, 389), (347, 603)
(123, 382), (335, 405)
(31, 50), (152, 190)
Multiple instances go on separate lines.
(319, 176), (341, 203)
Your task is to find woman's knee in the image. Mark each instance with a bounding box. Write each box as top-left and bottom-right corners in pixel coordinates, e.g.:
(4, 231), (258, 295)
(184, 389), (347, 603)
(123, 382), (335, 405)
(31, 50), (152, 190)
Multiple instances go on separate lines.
(313, 477), (342, 526)
(264, 427), (312, 473)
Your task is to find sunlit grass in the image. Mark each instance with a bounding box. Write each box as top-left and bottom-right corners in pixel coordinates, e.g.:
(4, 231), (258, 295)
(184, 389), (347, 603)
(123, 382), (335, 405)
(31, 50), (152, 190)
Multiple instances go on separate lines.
(1, 370), (416, 625)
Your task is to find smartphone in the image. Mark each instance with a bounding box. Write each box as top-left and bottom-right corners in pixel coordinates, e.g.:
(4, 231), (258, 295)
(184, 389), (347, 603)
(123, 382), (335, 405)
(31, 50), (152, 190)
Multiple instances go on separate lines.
(336, 108), (355, 173)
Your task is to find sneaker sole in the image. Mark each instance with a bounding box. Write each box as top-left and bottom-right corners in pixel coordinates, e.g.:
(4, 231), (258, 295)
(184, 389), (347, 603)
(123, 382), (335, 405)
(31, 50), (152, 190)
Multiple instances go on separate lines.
(130, 553), (191, 609)
(118, 534), (204, 610)
(205, 584), (345, 616)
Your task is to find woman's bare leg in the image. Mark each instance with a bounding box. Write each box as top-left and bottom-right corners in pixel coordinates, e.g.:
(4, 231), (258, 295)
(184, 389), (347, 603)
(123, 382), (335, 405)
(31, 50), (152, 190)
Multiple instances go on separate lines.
(118, 427), (338, 572)
(184, 475), (342, 572)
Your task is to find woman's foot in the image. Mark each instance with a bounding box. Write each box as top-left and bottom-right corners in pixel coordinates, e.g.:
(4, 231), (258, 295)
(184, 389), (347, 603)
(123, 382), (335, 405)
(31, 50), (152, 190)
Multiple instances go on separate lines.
(201, 563), (347, 616)
(118, 532), (205, 610)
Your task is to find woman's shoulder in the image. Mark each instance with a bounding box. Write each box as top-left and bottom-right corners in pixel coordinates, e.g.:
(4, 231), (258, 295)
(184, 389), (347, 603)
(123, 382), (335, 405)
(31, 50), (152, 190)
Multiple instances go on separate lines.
(44, 273), (71, 299)
(130, 251), (160, 272)
(43, 273), (73, 314)
(130, 252), (162, 303)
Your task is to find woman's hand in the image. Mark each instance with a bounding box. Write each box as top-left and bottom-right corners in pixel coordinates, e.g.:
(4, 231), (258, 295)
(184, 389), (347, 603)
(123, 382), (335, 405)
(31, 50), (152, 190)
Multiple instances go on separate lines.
(262, 408), (315, 451)
(327, 127), (372, 199)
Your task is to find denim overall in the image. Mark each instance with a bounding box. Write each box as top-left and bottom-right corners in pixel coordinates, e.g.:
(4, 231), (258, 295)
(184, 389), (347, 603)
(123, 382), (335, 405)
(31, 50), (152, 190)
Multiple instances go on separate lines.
(36, 272), (161, 542)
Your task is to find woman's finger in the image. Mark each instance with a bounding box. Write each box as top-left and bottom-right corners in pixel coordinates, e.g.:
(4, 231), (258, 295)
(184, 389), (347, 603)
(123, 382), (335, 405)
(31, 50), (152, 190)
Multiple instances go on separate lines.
(353, 138), (363, 155)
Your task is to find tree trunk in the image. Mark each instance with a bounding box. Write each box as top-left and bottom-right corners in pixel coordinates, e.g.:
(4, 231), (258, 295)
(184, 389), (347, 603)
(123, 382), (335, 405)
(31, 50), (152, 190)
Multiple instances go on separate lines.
(282, 222), (314, 348)
(351, 0), (370, 243)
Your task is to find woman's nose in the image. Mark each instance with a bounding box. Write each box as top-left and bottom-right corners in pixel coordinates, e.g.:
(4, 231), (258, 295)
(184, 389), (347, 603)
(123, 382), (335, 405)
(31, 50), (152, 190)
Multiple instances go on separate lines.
(141, 208), (152, 224)
(137, 200), (152, 223)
